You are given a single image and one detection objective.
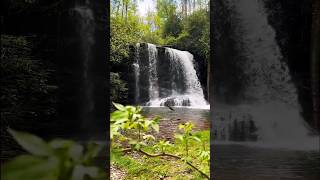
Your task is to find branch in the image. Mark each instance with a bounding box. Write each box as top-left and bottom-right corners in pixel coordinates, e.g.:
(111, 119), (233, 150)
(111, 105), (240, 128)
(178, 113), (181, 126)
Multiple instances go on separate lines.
(127, 149), (210, 179)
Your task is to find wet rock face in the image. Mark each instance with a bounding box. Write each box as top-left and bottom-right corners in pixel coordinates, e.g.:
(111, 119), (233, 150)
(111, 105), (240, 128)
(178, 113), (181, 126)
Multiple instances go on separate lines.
(156, 46), (173, 98)
(212, 111), (258, 142)
(211, 0), (248, 105)
(137, 43), (151, 103)
(162, 98), (191, 107)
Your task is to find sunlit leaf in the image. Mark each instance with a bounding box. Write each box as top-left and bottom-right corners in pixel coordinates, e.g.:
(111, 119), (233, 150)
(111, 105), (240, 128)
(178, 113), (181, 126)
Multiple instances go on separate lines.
(190, 136), (201, 142)
(151, 123), (159, 133)
(174, 134), (184, 142)
(110, 111), (128, 123)
(112, 102), (125, 111)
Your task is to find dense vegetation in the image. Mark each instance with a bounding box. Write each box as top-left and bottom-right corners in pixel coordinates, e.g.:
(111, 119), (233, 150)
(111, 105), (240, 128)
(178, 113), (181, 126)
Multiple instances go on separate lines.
(110, 0), (210, 103)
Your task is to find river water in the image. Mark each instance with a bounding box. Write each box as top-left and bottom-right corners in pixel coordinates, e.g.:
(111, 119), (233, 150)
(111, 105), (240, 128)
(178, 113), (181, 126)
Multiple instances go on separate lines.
(214, 144), (320, 180)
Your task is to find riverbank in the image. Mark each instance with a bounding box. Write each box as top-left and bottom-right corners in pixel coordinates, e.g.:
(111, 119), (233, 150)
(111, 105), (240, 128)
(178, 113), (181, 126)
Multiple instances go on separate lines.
(111, 130), (210, 179)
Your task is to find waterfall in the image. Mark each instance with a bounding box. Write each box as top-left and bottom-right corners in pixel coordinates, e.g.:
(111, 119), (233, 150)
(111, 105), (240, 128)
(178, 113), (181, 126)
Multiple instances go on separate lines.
(73, 3), (95, 127)
(133, 43), (140, 104)
(134, 43), (208, 108)
(148, 44), (159, 100)
(213, 0), (318, 150)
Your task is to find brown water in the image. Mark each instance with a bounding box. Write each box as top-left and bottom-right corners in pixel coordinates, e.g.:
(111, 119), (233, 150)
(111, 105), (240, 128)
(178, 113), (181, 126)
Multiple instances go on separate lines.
(141, 107), (210, 139)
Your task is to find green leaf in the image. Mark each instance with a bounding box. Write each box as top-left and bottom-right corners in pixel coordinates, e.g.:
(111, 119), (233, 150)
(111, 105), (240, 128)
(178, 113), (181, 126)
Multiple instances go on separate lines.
(110, 111), (128, 123)
(49, 139), (74, 149)
(198, 150), (210, 161)
(110, 125), (121, 140)
(190, 136), (201, 142)
(174, 134), (184, 142)
(178, 124), (185, 130)
(152, 116), (160, 123)
(71, 165), (101, 180)
(144, 120), (153, 127)
(48, 139), (83, 161)
(68, 143), (84, 161)
(125, 106), (136, 113)
(8, 128), (52, 156)
(151, 123), (159, 133)
(1, 155), (59, 180)
(136, 106), (142, 113)
(83, 143), (104, 164)
(112, 102), (125, 111)
(134, 143), (141, 150)
(181, 156), (192, 163)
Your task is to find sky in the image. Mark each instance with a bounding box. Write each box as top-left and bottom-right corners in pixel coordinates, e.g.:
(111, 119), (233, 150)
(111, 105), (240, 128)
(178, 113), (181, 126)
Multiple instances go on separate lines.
(137, 0), (156, 17)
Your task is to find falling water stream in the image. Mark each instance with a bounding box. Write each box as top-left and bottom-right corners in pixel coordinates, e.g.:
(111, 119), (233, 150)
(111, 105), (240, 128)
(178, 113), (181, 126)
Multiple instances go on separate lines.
(134, 43), (208, 108)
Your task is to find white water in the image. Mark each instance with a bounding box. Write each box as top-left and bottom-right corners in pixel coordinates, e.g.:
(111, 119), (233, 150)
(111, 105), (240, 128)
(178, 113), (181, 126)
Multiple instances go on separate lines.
(74, 5), (95, 114)
(148, 44), (159, 99)
(135, 43), (208, 108)
(214, 0), (319, 150)
(133, 43), (140, 104)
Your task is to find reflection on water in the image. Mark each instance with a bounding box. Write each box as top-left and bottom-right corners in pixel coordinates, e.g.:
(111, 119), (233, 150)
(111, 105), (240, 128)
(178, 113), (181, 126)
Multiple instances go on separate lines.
(141, 107), (210, 139)
(214, 144), (320, 180)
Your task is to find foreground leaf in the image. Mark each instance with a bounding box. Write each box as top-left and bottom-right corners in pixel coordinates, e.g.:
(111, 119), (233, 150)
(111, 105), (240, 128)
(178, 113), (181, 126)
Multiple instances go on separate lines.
(71, 165), (103, 180)
(112, 102), (125, 111)
(1, 155), (59, 180)
(8, 128), (52, 156)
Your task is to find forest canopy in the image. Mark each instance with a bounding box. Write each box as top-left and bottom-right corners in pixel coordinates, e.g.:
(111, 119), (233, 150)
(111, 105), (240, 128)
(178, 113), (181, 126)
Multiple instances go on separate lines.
(110, 0), (209, 103)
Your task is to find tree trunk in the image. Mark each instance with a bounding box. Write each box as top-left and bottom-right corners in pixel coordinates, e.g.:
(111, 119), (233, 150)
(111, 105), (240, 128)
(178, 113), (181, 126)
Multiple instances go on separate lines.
(122, 0), (124, 18)
(184, 0), (188, 17)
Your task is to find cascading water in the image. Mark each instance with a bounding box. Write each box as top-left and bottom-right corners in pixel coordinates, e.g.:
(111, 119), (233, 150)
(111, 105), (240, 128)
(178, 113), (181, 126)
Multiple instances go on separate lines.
(134, 43), (208, 108)
(148, 44), (159, 100)
(133, 43), (140, 104)
(73, 3), (95, 129)
(213, 0), (318, 150)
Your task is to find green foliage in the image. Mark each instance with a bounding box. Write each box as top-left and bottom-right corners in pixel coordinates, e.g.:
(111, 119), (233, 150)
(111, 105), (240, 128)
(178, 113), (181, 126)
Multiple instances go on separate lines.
(110, 72), (128, 103)
(1, 129), (105, 180)
(156, 0), (182, 38)
(175, 122), (201, 157)
(110, 15), (142, 65)
(174, 9), (209, 61)
(154, 140), (173, 153)
(110, 102), (159, 140)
